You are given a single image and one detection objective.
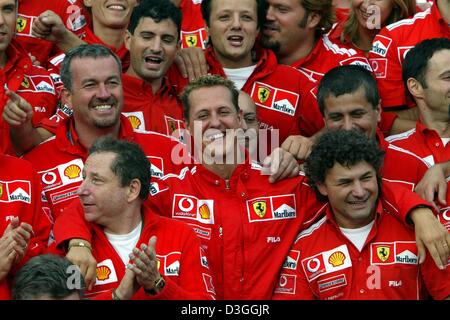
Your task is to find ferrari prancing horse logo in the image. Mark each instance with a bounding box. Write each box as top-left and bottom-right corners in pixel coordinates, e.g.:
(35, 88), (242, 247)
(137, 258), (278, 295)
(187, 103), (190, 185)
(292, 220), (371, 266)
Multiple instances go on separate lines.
(376, 246), (390, 262)
(16, 17), (27, 33)
(253, 201), (267, 218)
(257, 86), (271, 103)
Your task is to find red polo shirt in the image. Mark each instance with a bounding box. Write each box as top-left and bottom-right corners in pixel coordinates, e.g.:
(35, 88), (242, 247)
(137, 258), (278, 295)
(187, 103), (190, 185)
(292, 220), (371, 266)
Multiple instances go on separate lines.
(386, 121), (450, 166)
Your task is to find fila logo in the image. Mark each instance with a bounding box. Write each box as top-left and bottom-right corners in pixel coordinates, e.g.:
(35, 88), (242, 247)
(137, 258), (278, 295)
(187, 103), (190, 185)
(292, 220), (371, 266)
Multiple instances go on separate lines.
(389, 280), (402, 287)
(267, 236), (281, 243)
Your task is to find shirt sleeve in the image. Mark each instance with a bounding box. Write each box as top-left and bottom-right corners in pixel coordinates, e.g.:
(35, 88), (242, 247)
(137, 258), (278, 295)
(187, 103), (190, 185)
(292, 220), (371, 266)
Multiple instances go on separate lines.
(53, 198), (93, 249)
(368, 30), (409, 110)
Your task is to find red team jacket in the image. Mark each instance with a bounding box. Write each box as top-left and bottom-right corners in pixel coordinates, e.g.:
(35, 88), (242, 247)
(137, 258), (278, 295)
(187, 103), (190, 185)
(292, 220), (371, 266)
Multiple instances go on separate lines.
(80, 205), (215, 300)
(121, 73), (184, 139)
(16, 0), (88, 67)
(0, 40), (58, 155)
(368, 3), (450, 110)
(272, 202), (450, 300)
(0, 155), (52, 299)
(22, 116), (187, 222)
(147, 160), (432, 299)
(386, 121), (450, 167)
(51, 157), (434, 300)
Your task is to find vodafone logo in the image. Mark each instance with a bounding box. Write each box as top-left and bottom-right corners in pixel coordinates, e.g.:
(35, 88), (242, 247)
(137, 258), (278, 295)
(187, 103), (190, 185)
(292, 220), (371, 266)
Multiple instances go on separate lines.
(178, 197), (195, 212)
(279, 275), (288, 287)
(42, 172), (57, 185)
(307, 258), (321, 273)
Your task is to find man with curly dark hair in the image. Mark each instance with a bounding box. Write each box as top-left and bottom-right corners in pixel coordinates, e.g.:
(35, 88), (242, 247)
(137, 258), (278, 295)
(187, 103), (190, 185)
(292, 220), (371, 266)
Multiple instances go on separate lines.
(272, 130), (450, 300)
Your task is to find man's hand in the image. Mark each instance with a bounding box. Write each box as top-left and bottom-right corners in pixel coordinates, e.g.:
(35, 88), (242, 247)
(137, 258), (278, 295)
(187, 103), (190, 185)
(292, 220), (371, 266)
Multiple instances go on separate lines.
(10, 222), (33, 264)
(66, 239), (97, 290)
(114, 268), (139, 300)
(0, 219), (21, 280)
(3, 91), (33, 127)
(32, 10), (67, 42)
(128, 236), (163, 294)
(262, 147), (300, 183)
(410, 207), (450, 269)
(415, 163), (447, 211)
(281, 135), (314, 161)
(175, 47), (208, 81)
(28, 53), (41, 67)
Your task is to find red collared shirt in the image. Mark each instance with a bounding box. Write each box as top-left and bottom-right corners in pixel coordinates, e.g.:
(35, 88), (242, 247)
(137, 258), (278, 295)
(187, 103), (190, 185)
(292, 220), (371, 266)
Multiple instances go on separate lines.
(290, 34), (372, 83)
(273, 202), (450, 300)
(368, 3), (450, 110)
(386, 121), (450, 166)
(121, 73), (184, 139)
(377, 129), (430, 188)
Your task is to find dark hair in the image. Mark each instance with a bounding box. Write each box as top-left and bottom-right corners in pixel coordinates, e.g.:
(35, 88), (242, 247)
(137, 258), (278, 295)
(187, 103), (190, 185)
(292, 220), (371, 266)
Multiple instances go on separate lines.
(317, 65), (379, 115)
(61, 44), (122, 92)
(89, 136), (151, 200)
(128, 0), (182, 37)
(402, 38), (450, 98)
(201, 0), (267, 30)
(181, 74), (239, 120)
(12, 254), (85, 300)
(305, 129), (384, 201)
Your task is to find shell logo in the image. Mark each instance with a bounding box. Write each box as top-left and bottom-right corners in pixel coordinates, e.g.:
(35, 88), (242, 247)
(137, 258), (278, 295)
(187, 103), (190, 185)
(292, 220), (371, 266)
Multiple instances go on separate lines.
(199, 203), (210, 219)
(96, 266), (111, 281)
(64, 164), (81, 179)
(328, 251), (346, 267)
(127, 115), (142, 129)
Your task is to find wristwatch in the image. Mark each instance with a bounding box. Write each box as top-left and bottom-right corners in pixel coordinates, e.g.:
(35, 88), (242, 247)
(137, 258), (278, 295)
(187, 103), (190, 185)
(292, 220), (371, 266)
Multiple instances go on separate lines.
(144, 276), (165, 295)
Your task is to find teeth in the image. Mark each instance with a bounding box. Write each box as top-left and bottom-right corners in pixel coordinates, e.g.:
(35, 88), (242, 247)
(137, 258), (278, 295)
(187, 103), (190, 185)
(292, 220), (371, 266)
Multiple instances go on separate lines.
(94, 105), (112, 110)
(145, 57), (162, 63)
(108, 5), (125, 10)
